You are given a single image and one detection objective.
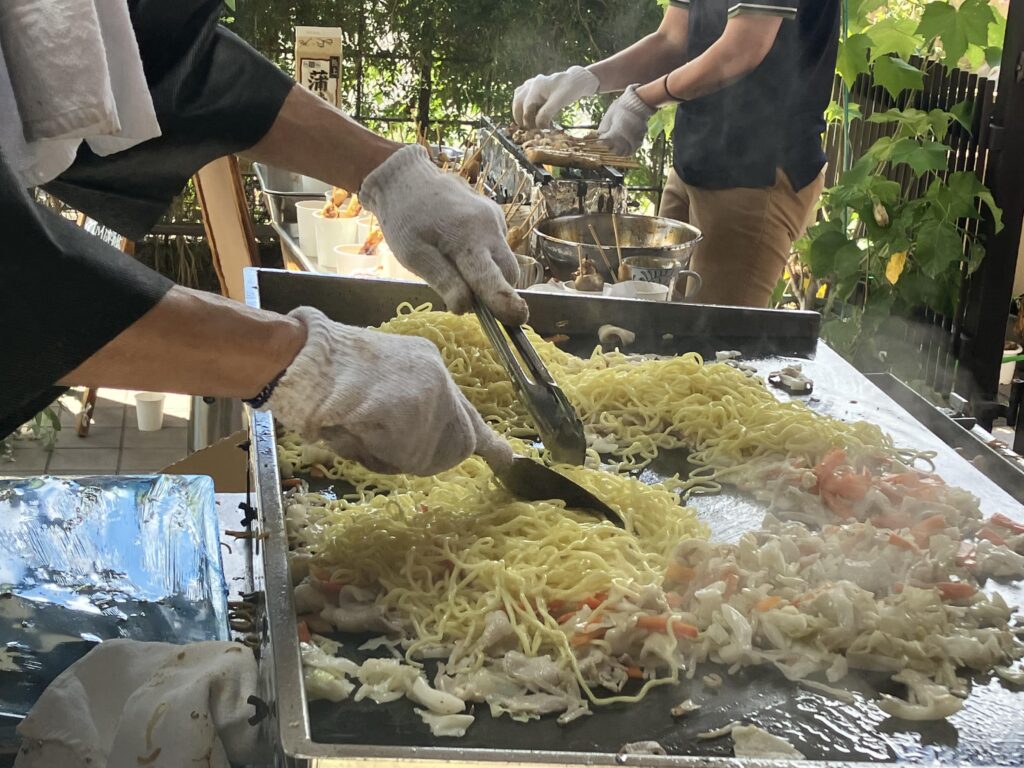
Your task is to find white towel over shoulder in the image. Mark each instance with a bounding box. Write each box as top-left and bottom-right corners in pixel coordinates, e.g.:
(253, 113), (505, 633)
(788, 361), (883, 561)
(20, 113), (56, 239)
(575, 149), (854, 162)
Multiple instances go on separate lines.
(0, 0), (161, 187)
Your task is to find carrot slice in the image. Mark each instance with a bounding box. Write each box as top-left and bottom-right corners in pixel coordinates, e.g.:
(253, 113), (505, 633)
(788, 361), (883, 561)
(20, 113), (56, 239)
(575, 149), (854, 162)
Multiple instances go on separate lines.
(815, 448), (848, 483)
(755, 596), (783, 612)
(582, 592), (608, 610)
(723, 573), (739, 599)
(888, 532), (918, 551)
(557, 611), (577, 625)
(936, 581), (977, 600)
(626, 665), (644, 679)
(978, 527), (1007, 546)
(281, 477), (303, 489)
(297, 621), (312, 644)
(636, 614), (699, 639)
(990, 513), (1024, 535)
(570, 628), (606, 647)
(666, 592), (687, 609)
(910, 514), (948, 545)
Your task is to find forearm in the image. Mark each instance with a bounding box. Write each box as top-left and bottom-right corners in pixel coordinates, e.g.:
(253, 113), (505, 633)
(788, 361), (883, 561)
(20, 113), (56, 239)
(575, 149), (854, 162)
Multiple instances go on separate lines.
(243, 84), (400, 192)
(636, 15), (782, 107)
(586, 6), (688, 92)
(587, 31), (687, 92)
(58, 286), (306, 399)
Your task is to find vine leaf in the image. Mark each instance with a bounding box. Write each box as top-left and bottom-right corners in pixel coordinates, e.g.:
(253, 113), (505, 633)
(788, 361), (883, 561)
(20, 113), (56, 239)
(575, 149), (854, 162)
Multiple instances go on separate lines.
(872, 55), (924, 98)
(807, 224), (863, 280)
(866, 18), (919, 62)
(916, 0), (996, 67)
(915, 221), (964, 278)
(836, 33), (872, 88)
(888, 138), (950, 175)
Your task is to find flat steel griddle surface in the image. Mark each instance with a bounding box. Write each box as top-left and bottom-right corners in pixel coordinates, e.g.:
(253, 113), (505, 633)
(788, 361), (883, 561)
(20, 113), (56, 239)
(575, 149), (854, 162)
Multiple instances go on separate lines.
(245, 269), (1024, 765)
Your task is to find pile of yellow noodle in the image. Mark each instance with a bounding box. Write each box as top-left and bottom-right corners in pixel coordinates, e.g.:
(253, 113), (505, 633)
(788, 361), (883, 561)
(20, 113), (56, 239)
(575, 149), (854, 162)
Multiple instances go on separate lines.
(375, 303), (902, 493)
(278, 304), (911, 709)
(280, 437), (703, 704)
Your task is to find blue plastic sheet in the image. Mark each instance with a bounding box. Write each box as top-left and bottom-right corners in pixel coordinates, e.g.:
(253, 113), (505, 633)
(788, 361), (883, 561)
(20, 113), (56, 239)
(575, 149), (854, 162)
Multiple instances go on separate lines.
(0, 474), (228, 725)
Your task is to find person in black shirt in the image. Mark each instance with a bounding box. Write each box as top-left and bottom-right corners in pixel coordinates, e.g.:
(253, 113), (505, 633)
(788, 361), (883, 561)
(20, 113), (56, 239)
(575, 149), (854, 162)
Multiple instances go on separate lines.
(1, 0), (520, 475)
(513, 0), (839, 307)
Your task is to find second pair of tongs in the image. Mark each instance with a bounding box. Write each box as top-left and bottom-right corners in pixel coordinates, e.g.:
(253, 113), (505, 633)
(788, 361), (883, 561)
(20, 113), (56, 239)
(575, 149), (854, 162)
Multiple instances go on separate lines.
(473, 301), (624, 528)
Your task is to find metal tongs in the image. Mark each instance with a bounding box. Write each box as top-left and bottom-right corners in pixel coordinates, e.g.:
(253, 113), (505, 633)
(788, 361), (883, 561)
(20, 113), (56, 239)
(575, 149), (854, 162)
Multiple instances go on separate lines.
(473, 301), (625, 528)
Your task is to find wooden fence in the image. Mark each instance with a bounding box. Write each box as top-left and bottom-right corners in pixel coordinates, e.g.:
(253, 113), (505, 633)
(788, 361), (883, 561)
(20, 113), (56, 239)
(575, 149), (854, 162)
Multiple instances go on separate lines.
(823, 58), (999, 396)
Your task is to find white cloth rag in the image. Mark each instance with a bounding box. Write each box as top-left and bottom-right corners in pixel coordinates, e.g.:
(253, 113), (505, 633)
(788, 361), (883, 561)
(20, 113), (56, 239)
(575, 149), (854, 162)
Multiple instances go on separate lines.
(0, 0), (161, 187)
(0, 0), (118, 142)
(15, 640), (262, 768)
(0, 37), (79, 187)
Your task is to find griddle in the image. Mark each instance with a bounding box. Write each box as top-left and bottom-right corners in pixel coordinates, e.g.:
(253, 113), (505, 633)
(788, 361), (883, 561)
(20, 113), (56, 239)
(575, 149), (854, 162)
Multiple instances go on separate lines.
(243, 268), (1024, 767)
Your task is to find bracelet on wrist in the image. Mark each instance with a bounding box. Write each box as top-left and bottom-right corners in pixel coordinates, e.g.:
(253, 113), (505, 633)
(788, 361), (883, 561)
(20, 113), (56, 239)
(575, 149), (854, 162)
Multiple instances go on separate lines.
(243, 369), (286, 409)
(662, 73), (687, 104)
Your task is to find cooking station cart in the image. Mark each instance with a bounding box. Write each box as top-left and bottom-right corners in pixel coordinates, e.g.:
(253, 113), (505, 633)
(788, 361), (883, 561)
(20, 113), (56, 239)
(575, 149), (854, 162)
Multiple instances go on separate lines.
(241, 268), (1024, 768)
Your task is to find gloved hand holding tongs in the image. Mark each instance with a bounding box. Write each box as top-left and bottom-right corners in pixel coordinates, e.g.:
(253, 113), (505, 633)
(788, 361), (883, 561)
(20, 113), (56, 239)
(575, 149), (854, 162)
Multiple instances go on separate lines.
(259, 307), (513, 477)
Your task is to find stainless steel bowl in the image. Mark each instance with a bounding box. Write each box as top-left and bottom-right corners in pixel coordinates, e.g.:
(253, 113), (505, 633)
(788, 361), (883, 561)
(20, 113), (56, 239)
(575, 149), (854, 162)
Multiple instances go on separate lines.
(253, 163), (330, 226)
(532, 213), (702, 282)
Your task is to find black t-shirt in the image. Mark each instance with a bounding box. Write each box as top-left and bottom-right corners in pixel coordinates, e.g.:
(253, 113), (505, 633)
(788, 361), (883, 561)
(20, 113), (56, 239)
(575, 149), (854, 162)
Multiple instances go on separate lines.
(0, 0), (293, 438)
(669, 0), (839, 191)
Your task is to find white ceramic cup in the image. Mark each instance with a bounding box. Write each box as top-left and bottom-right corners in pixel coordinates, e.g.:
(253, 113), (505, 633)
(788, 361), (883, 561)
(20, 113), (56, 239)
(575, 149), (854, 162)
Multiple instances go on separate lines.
(134, 393), (166, 432)
(313, 211), (360, 271)
(295, 200), (322, 260)
(334, 244), (382, 276)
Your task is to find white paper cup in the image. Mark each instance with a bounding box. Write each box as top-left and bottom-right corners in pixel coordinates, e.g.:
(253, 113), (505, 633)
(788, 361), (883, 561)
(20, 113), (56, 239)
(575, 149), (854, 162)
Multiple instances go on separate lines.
(134, 393), (166, 431)
(295, 200), (322, 260)
(334, 244), (381, 276)
(381, 248), (422, 282)
(1001, 343), (1022, 386)
(356, 220), (372, 244)
(313, 211), (360, 271)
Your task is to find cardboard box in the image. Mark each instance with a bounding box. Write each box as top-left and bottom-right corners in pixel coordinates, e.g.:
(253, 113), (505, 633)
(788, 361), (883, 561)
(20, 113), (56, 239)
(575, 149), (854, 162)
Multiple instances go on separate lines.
(294, 26), (342, 107)
(162, 429), (249, 493)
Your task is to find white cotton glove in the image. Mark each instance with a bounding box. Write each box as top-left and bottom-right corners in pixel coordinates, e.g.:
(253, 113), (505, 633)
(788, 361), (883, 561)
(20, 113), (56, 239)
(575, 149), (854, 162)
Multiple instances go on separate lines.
(512, 65), (600, 128)
(597, 85), (656, 156)
(263, 307), (513, 476)
(15, 640), (260, 768)
(359, 145), (528, 326)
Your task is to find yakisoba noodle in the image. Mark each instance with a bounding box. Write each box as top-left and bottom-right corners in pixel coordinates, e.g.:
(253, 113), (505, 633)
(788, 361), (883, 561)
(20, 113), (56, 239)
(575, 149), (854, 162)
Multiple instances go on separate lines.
(278, 304), (928, 720)
(279, 436), (704, 706)
(375, 303), (913, 492)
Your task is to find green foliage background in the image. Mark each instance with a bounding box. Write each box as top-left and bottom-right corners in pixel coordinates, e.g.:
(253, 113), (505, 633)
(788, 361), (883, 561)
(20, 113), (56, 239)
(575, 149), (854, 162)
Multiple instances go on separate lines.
(223, 0), (660, 127)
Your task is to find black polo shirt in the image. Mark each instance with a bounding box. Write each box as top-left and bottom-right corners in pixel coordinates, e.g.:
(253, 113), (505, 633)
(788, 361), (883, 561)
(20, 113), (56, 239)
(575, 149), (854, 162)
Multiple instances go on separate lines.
(0, 0), (292, 439)
(669, 0), (839, 191)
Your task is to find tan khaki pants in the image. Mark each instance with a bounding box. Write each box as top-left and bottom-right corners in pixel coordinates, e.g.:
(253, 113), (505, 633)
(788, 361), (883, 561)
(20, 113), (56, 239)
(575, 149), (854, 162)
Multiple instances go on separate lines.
(658, 167), (825, 307)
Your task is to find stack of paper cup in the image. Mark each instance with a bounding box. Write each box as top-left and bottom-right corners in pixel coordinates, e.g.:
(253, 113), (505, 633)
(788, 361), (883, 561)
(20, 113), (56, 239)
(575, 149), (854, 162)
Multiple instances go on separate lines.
(313, 211), (359, 273)
(295, 200), (322, 262)
(334, 244), (381, 276)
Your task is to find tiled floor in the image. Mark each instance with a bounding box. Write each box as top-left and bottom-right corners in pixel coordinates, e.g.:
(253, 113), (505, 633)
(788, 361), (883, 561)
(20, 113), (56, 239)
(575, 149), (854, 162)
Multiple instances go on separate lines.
(1, 389), (192, 477)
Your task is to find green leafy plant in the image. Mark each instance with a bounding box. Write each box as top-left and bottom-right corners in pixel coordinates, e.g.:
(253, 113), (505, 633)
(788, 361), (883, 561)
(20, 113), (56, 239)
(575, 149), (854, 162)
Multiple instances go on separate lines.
(794, 0), (1005, 379)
